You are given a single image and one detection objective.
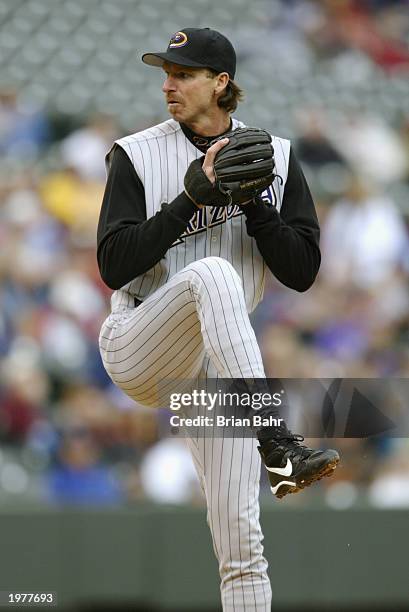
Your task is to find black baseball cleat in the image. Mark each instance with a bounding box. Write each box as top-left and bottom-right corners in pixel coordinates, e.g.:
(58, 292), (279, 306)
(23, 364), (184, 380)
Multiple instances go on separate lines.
(258, 430), (340, 499)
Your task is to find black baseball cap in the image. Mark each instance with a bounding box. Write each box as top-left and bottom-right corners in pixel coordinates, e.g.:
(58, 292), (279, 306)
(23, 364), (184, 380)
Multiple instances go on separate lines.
(142, 27), (236, 79)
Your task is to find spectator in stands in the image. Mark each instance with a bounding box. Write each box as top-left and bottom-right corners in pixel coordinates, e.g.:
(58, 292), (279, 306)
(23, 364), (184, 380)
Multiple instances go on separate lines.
(0, 86), (50, 159)
(295, 109), (346, 167)
(60, 113), (118, 181)
(47, 427), (124, 506)
(320, 174), (408, 288)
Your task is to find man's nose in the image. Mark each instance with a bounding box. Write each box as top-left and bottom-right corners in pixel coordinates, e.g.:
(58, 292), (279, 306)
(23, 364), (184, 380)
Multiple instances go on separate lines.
(162, 75), (176, 93)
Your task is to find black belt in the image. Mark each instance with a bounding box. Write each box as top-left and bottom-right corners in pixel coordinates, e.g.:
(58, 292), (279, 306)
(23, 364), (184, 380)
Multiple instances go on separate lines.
(134, 297), (142, 308)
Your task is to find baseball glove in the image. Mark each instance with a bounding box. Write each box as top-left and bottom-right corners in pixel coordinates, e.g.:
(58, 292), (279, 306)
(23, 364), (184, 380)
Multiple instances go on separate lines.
(184, 127), (275, 207)
(211, 127), (275, 205)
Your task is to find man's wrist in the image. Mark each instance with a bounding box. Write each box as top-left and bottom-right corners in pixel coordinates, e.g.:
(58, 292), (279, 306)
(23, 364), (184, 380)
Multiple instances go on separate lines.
(164, 191), (199, 221)
(185, 189), (203, 209)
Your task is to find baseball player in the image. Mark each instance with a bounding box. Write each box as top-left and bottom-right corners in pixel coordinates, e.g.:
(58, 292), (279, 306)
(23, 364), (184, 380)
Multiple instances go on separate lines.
(97, 27), (339, 612)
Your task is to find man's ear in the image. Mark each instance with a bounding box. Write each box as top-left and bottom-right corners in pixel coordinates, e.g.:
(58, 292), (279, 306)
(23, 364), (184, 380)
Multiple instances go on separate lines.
(214, 72), (229, 96)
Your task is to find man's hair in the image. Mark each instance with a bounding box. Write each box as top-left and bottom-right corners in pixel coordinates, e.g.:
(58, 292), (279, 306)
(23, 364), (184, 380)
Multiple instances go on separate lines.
(207, 69), (244, 113)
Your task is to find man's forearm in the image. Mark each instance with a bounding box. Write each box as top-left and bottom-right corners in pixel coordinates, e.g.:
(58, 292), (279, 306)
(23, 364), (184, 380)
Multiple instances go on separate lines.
(242, 202), (321, 292)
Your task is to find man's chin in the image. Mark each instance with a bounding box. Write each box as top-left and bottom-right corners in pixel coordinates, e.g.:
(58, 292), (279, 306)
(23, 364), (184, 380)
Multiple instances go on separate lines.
(167, 103), (187, 121)
(168, 108), (184, 122)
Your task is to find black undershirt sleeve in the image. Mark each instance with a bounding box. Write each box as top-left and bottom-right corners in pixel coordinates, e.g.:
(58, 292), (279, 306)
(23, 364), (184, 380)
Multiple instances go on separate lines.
(97, 144), (197, 290)
(240, 148), (321, 292)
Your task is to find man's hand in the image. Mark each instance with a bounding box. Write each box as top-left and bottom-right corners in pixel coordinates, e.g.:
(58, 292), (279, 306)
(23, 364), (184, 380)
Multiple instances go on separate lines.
(202, 138), (229, 185)
(204, 138), (251, 205)
(184, 138), (231, 208)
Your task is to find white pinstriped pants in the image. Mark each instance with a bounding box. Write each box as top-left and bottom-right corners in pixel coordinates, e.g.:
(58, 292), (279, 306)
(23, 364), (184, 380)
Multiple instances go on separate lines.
(99, 257), (272, 611)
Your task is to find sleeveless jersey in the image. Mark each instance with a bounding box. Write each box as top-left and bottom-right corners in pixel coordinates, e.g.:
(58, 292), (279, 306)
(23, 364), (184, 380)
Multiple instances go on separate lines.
(106, 118), (291, 313)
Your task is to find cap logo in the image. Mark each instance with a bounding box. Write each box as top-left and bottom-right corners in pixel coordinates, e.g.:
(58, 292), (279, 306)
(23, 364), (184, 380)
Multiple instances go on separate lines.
(169, 31), (188, 48)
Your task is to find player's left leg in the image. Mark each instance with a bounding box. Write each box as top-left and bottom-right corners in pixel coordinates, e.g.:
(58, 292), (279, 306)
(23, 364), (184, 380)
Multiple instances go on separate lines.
(184, 361), (272, 612)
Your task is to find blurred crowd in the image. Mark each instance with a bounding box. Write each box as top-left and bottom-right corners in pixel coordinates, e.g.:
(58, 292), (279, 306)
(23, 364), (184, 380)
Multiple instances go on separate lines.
(0, 0), (408, 510)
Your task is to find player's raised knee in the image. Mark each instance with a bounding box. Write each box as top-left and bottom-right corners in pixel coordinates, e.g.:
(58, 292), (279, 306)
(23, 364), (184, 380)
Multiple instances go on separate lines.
(198, 256), (241, 279)
(185, 257), (242, 290)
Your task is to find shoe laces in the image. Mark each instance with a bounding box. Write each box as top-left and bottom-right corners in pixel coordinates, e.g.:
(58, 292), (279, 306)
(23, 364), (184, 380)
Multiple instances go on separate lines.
(273, 425), (304, 444)
(275, 431), (312, 459)
(278, 432), (304, 444)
